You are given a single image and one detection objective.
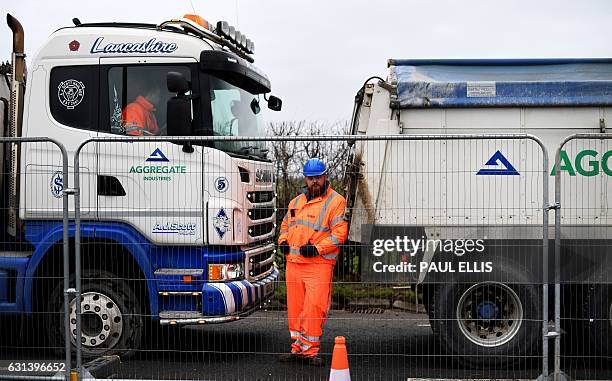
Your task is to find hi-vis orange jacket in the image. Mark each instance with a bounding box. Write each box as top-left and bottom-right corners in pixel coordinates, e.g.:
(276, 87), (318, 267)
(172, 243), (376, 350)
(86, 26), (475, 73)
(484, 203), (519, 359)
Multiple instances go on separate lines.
(279, 185), (348, 264)
(122, 96), (160, 136)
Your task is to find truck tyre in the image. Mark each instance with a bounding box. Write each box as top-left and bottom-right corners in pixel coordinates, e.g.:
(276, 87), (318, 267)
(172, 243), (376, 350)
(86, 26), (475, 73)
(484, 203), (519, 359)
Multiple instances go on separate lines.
(46, 270), (144, 359)
(584, 285), (612, 355)
(429, 263), (541, 367)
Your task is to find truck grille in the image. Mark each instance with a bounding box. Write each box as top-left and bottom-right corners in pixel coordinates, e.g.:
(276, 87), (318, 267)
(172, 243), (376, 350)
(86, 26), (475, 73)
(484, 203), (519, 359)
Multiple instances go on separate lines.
(247, 191), (274, 204)
(245, 190), (276, 242)
(245, 243), (275, 281)
(248, 207), (275, 221)
(249, 222), (274, 238)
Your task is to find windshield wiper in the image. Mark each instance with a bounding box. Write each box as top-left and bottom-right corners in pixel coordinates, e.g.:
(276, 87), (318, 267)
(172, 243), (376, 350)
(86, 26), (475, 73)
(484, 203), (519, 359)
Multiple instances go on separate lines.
(239, 145), (269, 159)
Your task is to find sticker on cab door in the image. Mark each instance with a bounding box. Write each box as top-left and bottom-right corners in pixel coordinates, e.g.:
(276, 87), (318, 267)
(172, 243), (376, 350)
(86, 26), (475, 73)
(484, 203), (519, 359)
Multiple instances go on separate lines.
(213, 208), (231, 239)
(50, 171), (64, 198)
(215, 177), (229, 192)
(57, 79), (85, 109)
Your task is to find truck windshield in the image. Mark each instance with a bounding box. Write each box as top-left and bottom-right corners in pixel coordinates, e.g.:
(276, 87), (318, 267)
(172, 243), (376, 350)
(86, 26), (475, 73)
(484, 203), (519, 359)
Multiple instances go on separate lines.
(209, 75), (268, 159)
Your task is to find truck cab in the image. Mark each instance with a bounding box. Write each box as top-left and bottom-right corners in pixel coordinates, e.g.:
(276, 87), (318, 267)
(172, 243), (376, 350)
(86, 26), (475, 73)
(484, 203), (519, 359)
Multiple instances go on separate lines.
(1, 14), (280, 357)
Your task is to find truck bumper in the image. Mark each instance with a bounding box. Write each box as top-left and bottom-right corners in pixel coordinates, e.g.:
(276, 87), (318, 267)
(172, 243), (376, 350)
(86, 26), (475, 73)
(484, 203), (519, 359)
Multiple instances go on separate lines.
(159, 267), (280, 325)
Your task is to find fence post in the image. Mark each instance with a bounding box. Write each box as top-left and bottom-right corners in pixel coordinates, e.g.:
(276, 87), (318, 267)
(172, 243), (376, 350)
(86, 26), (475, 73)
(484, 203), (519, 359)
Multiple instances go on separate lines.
(554, 133), (612, 381)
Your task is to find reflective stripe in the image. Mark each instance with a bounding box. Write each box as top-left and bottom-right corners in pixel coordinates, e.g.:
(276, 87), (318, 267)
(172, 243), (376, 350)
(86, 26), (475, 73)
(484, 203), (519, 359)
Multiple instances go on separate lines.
(329, 235), (341, 245)
(289, 219), (329, 232)
(290, 195), (302, 209)
(315, 191), (338, 228)
(329, 369), (351, 381)
(290, 330), (301, 338)
(301, 333), (320, 343)
(330, 215), (344, 227)
(124, 125), (154, 135)
(322, 253), (337, 260)
(289, 248), (300, 255)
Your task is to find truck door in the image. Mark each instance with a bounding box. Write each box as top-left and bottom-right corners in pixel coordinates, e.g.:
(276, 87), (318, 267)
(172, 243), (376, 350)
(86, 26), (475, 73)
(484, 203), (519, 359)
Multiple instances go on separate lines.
(21, 61), (98, 224)
(97, 58), (205, 245)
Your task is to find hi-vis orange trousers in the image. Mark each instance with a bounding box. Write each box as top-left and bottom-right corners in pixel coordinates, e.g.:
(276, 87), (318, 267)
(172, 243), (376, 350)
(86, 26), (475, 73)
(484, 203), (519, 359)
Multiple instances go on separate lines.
(286, 261), (334, 357)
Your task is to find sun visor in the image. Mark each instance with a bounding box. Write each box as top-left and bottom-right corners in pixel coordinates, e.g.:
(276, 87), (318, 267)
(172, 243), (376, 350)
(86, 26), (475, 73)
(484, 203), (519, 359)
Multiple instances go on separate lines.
(200, 50), (271, 94)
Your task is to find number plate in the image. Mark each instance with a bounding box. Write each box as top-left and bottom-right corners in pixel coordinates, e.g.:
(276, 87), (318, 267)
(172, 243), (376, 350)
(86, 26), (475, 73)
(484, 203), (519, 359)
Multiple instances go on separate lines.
(263, 282), (274, 296)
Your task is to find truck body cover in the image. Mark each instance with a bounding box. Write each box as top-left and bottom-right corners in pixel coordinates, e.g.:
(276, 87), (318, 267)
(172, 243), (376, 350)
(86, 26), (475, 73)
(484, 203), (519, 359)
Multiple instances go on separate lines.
(389, 58), (612, 109)
(349, 59), (612, 244)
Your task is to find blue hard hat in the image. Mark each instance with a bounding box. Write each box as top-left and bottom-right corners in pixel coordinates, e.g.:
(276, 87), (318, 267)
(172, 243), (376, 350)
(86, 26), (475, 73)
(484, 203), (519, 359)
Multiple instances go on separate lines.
(303, 158), (327, 177)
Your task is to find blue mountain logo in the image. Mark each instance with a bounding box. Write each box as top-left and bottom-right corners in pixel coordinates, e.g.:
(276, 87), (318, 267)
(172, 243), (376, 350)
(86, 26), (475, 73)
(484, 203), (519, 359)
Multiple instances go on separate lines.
(146, 148), (169, 162)
(476, 150), (519, 176)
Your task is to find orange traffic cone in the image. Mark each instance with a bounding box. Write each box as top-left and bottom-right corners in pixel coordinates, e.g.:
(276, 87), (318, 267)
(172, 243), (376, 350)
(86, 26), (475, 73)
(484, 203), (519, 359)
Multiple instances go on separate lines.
(329, 336), (351, 381)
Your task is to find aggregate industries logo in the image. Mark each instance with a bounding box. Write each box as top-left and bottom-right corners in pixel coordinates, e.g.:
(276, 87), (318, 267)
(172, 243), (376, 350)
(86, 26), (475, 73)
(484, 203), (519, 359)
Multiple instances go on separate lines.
(129, 148), (187, 181)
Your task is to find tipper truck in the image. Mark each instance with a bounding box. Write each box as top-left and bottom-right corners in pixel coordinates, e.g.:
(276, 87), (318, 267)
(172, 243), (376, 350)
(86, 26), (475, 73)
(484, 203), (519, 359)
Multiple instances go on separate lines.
(0, 13), (281, 357)
(346, 58), (612, 366)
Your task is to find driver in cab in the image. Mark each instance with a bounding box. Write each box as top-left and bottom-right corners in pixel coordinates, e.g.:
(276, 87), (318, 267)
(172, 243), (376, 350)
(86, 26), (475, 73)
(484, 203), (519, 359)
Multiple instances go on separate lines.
(122, 83), (162, 136)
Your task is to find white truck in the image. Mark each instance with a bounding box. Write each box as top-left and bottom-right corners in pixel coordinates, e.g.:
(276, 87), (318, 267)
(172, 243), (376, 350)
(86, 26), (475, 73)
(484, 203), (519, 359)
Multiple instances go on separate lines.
(346, 59), (612, 366)
(0, 14), (280, 357)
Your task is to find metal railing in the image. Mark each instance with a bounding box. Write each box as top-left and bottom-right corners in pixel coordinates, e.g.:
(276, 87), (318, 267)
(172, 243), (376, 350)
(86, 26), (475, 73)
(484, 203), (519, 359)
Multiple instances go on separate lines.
(68, 134), (551, 380)
(0, 137), (72, 381)
(554, 133), (612, 381)
(4, 133), (612, 379)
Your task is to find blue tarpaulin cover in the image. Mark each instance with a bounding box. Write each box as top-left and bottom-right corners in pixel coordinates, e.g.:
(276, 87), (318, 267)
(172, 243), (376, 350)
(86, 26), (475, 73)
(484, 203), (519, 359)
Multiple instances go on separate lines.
(389, 59), (612, 108)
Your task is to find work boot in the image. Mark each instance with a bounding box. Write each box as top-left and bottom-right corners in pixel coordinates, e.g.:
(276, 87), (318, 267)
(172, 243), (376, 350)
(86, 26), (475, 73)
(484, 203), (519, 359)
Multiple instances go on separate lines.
(301, 355), (325, 367)
(278, 353), (300, 362)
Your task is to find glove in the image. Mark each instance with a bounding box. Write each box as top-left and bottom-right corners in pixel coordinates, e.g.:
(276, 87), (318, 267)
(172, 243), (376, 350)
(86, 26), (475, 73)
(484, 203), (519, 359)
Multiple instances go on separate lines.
(279, 241), (290, 255)
(299, 243), (319, 257)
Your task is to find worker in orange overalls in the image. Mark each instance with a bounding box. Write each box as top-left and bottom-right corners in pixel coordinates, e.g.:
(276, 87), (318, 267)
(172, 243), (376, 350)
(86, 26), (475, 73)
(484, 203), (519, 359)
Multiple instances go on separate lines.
(122, 85), (162, 136)
(278, 158), (348, 366)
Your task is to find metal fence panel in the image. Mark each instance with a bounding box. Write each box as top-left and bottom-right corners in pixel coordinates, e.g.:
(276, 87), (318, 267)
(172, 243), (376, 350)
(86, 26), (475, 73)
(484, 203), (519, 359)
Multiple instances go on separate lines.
(0, 138), (71, 381)
(555, 133), (612, 381)
(68, 134), (550, 380)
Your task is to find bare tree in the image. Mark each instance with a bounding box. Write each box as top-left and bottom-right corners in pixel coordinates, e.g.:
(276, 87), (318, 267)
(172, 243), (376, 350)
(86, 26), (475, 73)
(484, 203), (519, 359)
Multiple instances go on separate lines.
(297, 120), (351, 189)
(267, 120), (351, 201)
(267, 120), (304, 219)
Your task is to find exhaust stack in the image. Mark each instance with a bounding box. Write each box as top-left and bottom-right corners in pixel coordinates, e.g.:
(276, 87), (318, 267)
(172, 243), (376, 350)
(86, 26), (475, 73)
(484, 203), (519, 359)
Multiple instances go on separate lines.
(6, 13), (25, 237)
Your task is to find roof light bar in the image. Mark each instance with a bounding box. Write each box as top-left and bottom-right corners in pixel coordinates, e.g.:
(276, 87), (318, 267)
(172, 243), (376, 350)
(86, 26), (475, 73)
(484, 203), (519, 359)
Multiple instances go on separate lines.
(217, 20), (230, 36)
(215, 20), (255, 54)
(235, 30), (242, 45)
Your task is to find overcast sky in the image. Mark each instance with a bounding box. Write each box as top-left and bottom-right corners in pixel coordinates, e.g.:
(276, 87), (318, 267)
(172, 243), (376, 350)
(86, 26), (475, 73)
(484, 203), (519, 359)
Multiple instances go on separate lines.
(2, 0), (612, 123)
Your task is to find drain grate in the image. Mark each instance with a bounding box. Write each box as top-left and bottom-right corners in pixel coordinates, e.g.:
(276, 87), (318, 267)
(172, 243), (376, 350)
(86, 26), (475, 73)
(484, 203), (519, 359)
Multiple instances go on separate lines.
(348, 307), (386, 314)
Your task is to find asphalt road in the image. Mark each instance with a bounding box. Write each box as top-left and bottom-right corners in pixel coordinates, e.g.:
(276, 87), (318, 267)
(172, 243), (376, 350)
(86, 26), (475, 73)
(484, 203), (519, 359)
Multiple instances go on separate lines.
(1, 310), (610, 380)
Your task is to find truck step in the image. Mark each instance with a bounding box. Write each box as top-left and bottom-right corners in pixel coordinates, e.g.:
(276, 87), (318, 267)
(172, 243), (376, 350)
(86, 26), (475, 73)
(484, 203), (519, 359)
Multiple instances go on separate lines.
(159, 311), (202, 319)
(158, 291), (202, 296)
(154, 268), (204, 277)
(0, 251), (32, 258)
(159, 311), (239, 325)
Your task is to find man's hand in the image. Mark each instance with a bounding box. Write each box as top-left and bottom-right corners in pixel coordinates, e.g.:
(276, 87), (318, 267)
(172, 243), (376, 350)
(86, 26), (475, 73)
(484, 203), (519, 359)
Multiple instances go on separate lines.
(279, 241), (290, 255)
(299, 243), (319, 257)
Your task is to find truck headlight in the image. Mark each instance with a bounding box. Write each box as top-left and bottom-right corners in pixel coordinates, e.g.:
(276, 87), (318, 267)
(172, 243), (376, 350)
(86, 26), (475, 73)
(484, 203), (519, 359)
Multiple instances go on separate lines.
(208, 263), (244, 281)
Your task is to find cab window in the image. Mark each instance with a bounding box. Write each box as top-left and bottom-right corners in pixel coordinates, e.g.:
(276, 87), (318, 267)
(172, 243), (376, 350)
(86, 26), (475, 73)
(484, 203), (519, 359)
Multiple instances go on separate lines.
(105, 65), (191, 136)
(49, 65), (99, 131)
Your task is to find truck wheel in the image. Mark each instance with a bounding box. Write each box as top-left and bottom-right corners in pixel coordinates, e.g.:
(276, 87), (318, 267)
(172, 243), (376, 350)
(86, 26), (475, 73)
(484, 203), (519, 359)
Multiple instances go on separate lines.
(430, 276), (541, 367)
(46, 270), (144, 359)
(584, 285), (612, 355)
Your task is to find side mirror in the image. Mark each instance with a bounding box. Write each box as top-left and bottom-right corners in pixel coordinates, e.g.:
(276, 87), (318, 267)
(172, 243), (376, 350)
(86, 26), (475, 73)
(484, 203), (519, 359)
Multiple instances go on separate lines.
(267, 95), (282, 111)
(167, 98), (191, 136)
(167, 71), (190, 94)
